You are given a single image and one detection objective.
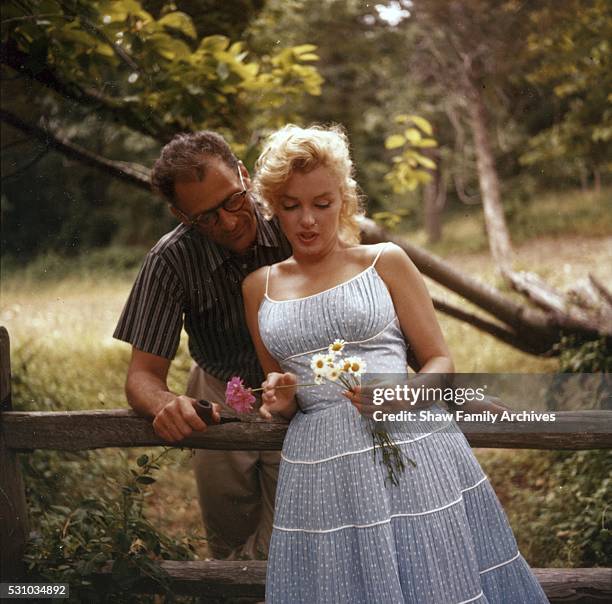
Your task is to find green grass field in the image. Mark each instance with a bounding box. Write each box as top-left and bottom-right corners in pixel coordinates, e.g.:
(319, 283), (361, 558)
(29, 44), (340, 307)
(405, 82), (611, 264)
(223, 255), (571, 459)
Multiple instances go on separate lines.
(2, 187), (610, 568)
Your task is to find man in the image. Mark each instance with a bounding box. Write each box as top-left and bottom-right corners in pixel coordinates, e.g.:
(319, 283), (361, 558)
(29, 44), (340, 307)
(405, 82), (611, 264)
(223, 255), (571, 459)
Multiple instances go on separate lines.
(113, 131), (292, 559)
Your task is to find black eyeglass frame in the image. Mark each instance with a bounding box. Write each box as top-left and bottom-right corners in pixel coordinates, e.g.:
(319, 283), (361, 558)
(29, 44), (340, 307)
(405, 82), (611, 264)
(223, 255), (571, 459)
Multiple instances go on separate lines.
(173, 167), (249, 230)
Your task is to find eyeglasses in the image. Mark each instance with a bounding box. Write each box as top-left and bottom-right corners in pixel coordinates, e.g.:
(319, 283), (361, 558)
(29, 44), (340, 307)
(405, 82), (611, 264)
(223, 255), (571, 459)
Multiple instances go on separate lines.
(174, 167), (249, 231)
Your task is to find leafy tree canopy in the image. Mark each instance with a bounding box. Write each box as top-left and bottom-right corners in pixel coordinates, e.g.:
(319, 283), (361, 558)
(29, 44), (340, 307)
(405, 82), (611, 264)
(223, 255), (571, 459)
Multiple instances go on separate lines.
(521, 0), (612, 180)
(1, 0), (323, 144)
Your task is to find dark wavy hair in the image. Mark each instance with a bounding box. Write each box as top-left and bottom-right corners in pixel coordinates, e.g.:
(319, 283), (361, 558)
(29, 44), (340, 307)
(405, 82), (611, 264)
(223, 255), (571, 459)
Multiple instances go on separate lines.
(150, 131), (238, 204)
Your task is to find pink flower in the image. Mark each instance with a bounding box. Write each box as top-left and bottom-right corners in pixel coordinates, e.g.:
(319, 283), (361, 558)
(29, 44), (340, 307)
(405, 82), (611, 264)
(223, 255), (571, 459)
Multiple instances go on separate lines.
(225, 376), (256, 413)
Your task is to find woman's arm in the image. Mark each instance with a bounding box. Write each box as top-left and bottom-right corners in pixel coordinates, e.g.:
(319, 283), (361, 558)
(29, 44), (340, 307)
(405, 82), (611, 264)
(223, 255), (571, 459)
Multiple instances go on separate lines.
(369, 244), (509, 415)
(242, 268), (299, 420)
(344, 244), (454, 414)
(377, 243), (454, 376)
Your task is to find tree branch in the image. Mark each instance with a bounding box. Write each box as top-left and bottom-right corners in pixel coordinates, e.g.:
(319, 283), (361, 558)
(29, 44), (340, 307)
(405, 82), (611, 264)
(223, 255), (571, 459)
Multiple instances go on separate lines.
(0, 109), (151, 191)
(431, 297), (545, 355)
(0, 39), (168, 142)
(504, 269), (612, 336)
(360, 218), (561, 352)
(589, 274), (612, 309)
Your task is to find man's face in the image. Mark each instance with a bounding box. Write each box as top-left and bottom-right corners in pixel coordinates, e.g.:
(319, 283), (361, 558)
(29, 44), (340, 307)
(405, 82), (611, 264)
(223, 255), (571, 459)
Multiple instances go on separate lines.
(172, 158), (257, 254)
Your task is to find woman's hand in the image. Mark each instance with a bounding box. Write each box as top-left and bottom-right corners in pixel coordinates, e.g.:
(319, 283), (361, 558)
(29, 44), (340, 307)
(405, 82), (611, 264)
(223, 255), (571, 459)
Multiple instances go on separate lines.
(260, 372), (298, 420)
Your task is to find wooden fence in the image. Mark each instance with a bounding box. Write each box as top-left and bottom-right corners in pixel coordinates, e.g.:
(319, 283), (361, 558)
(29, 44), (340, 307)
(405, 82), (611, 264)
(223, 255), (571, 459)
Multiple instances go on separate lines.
(1, 327), (611, 602)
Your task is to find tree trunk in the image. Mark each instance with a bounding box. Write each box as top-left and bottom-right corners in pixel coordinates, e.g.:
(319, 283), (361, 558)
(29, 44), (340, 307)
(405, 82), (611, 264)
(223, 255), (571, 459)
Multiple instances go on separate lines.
(579, 166), (589, 191)
(423, 168), (445, 244)
(464, 78), (514, 271)
(593, 167), (601, 194)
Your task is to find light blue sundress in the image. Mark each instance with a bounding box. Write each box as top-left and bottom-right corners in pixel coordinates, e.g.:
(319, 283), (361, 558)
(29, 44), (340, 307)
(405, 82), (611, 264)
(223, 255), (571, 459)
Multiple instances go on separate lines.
(258, 243), (549, 604)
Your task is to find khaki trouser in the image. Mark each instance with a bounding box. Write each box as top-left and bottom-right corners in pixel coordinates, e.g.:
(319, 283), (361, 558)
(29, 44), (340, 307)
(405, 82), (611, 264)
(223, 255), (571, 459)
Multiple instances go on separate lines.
(186, 365), (279, 560)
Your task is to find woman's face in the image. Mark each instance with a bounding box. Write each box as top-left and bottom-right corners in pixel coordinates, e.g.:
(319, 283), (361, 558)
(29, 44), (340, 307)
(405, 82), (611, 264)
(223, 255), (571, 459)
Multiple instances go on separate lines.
(275, 165), (344, 258)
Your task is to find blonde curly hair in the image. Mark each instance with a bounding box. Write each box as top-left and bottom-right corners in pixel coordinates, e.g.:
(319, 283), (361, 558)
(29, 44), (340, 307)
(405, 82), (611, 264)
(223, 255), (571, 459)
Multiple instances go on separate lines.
(254, 124), (365, 244)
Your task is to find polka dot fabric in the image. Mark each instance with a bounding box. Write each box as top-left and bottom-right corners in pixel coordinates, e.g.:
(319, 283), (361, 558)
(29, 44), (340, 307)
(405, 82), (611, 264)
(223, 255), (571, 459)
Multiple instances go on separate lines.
(258, 246), (549, 603)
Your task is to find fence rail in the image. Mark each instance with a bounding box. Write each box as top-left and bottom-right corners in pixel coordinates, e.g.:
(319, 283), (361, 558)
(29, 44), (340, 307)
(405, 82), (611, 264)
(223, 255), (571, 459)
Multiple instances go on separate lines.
(89, 562), (612, 602)
(1, 327), (611, 602)
(3, 408), (612, 451)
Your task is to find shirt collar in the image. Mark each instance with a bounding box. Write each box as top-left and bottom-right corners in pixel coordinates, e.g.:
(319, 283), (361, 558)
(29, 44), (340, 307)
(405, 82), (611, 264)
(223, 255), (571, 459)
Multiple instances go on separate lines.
(195, 201), (283, 273)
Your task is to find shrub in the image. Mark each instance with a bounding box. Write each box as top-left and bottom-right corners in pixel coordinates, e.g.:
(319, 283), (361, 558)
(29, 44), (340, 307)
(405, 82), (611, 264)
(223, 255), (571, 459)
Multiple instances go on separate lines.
(24, 450), (203, 603)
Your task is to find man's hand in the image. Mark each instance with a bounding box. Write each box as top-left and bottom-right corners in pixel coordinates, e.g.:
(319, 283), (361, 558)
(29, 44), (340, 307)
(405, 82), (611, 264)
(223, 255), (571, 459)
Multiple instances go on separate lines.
(260, 372), (298, 420)
(152, 395), (221, 442)
(125, 348), (220, 442)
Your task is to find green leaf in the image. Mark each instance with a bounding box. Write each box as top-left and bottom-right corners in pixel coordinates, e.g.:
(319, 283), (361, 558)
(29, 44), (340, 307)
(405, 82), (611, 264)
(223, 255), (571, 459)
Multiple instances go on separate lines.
(199, 35), (230, 53)
(136, 475), (156, 484)
(414, 153), (436, 169)
(407, 114), (433, 135)
(404, 128), (422, 144)
(385, 134), (405, 149)
(136, 454), (149, 467)
(57, 25), (98, 49)
(291, 44), (318, 55)
(158, 12), (197, 40)
(94, 41), (114, 57)
(50, 505), (71, 515)
(229, 41), (245, 55)
(149, 33), (190, 60)
(296, 53), (319, 61)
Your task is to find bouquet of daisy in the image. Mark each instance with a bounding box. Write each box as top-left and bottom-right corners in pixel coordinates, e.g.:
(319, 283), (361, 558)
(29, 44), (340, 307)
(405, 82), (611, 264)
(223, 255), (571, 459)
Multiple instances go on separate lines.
(225, 339), (413, 486)
(311, 340), (414, 486)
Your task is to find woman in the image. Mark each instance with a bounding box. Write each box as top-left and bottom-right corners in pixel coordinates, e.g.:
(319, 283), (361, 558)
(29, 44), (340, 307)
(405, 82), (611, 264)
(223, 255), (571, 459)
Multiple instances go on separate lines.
(242, 124), (549, 603)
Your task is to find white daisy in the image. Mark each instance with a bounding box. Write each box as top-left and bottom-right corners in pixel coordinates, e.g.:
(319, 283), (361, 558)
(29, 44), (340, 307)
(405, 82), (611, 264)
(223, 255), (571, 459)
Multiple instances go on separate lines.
(323, 364), (342, 381)
(345, 356), (366, 377)
(328, 339), (346, 354)
(310, 353), (327, 373)
(324, 353), (336, 366)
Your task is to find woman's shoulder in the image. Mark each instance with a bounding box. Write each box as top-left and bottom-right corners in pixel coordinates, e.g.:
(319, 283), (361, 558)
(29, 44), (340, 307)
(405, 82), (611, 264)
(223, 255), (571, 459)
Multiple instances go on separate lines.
(345, 241), (401, 265)
(374, 241), (422, 285)
(242, 257), (296, 295)
(242, 265), (268, 297)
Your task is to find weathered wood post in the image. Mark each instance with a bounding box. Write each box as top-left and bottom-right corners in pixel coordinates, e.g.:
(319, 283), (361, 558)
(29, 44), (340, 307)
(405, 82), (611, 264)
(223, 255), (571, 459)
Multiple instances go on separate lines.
(0, 327), (29, 580)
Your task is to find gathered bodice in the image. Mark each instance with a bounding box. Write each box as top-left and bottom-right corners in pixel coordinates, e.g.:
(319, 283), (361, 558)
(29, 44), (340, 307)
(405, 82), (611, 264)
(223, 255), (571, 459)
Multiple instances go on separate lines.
(258, 265), (411, 413)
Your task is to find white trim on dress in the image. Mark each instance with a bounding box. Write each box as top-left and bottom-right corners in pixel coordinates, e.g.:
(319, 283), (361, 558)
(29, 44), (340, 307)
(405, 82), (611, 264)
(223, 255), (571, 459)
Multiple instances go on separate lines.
(281, 420), (454, 464)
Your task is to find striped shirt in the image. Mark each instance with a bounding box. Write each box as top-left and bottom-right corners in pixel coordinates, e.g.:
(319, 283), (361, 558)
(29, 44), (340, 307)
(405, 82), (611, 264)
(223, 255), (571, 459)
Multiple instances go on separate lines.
(113, 205), (292, 387)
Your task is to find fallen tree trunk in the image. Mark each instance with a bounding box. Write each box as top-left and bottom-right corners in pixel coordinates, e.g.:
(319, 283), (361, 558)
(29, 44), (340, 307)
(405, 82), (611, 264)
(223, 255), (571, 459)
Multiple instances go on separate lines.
(361, 219), (612, 351)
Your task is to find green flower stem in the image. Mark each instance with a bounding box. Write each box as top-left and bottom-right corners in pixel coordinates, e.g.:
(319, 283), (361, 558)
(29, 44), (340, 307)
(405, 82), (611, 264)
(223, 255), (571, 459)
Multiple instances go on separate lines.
(371, 427), (417, 487)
